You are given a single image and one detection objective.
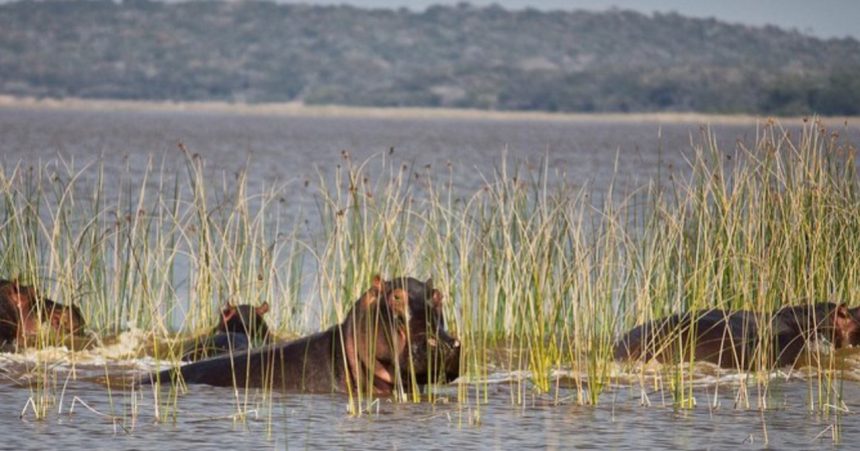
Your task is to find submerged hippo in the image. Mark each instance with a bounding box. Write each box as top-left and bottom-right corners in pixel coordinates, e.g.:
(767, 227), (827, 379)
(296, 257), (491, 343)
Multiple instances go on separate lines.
(0, 279), (86, 348)
(150, 276), (460, 394)
(614, 302), (859, 369)
(182, 302), (271, 361)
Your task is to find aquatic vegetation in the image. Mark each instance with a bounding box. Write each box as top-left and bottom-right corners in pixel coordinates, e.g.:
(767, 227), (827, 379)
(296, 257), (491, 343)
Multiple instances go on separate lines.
(0, 119), (858, 440)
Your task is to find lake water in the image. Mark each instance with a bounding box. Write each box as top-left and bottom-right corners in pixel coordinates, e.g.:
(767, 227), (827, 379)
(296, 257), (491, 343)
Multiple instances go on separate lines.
(2, 106), (860, 449)
(0, 108), (780, 205)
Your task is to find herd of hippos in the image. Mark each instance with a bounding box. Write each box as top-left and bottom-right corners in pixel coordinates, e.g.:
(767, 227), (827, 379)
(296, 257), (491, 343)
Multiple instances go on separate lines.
(2, 277), (860, 395)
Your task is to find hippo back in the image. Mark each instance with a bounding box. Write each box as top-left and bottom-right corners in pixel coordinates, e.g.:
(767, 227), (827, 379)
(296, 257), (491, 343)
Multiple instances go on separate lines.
(614, 309), (759, 368)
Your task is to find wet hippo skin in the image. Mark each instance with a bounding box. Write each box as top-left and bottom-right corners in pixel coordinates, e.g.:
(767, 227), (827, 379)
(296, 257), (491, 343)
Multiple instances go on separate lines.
(614, 302), (860, 368)
(150, 276), (460, 395)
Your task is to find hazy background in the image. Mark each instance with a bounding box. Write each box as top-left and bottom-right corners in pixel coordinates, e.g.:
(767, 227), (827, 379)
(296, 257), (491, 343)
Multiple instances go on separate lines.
(179, 0), (859, 39)
(1, 0), (855, 39)
(1, 0), (858, 114)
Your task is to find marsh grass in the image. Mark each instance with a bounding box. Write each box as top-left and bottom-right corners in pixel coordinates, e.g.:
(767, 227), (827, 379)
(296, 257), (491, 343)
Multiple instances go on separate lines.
(1, 119), (858, 430)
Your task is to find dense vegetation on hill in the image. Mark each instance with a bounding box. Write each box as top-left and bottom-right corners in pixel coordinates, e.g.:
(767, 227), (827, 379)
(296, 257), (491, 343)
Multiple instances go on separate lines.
(2, 0), (859, 114)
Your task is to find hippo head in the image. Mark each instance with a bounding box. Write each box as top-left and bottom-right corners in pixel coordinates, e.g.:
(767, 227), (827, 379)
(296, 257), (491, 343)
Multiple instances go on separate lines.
(0, 280), (35, 341)
(774, 302), (860, 349)
(0, 280), (87, 341)
(46, 301), (86, 336)
(1, 280), (35, 312)
(346, 275), (461, 394)
(392, 276), (461, 385)
(216, 302), (270, 342)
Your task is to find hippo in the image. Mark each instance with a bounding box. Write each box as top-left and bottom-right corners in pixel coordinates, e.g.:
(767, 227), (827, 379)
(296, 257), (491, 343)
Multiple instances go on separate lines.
(0, 279), (86, 348)
(614, 302), (859, 369)
(181, 302), (271, 361)
(149, 276), (460, 395)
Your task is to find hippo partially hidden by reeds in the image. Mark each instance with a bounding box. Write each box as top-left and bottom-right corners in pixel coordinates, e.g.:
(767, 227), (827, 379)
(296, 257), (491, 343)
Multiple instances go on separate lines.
(0, 279), (86, 348)
(182, 302), (271, 361)
(151, 276), (460, 394)
(614, 303), (860, 369)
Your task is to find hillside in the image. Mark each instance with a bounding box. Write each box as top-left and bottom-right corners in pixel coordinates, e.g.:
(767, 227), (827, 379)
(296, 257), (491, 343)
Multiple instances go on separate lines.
(1, 0), (859, 114)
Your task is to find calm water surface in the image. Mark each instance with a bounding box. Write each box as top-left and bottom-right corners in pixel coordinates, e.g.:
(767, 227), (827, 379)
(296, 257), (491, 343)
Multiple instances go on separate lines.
(1, 107), (860, 449)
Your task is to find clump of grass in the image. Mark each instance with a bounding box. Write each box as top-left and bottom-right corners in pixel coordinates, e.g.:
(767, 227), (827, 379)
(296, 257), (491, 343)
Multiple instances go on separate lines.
(616, 120), (859, 412)
(0, 149), (306, 422)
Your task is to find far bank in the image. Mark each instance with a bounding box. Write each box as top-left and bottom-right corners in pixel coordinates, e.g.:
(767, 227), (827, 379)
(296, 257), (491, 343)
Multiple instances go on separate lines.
(2, 95), (857, 127)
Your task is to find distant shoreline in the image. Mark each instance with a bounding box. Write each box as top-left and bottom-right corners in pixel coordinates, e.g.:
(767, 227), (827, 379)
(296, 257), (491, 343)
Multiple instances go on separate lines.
(0, 95), (856, 126)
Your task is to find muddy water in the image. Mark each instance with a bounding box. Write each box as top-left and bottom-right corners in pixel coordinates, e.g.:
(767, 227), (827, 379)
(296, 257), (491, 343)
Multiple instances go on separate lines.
(2, 107), (860, 449)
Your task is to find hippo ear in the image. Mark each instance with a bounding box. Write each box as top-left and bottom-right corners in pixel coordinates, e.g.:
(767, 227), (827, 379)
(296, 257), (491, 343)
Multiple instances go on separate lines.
(833, 304), (852, 322)
(256, 302), (270, 316)
(51, 312), (63, 328)
(360, 277), (383, 308)
(221, 305), (237, 322)
(425, 278), (433, 289)
(431, 289), (444, 308)
(372, 274), (383, 291)
(8, 283), (29, 310)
